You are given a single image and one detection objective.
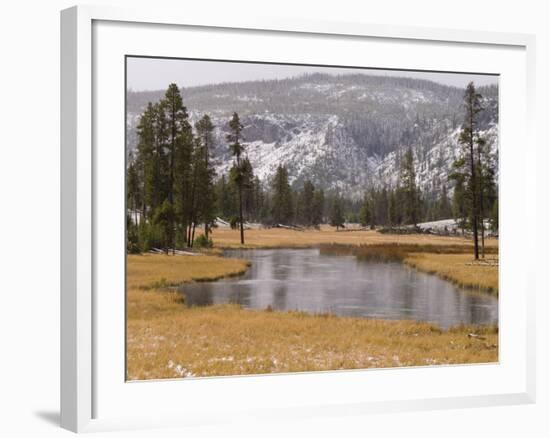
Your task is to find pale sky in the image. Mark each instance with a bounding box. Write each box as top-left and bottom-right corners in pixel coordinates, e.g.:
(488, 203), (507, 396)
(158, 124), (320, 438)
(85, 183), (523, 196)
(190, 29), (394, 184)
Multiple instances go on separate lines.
(126, 56), (498, 91)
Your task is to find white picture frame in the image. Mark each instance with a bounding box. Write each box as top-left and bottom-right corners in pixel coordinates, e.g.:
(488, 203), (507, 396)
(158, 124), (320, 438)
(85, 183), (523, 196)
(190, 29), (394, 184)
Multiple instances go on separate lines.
(60, 4), (536, 433)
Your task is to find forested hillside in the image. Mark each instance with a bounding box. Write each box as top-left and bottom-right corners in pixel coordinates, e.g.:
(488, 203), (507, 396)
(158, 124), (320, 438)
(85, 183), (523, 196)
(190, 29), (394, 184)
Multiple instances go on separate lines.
(127, 73), (498, 198)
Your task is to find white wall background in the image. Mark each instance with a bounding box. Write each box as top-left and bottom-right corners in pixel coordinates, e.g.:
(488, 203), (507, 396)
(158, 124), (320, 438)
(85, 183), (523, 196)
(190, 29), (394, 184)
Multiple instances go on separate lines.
(0, 1), (547, 437)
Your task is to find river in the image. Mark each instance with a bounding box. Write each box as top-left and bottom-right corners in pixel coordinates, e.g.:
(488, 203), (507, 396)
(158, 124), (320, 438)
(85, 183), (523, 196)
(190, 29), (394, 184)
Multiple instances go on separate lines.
(180, 248), (498, 328)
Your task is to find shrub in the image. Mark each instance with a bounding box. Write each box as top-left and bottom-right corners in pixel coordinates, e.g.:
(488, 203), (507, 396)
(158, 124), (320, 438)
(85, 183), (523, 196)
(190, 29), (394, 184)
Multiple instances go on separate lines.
(193, 234), (213, 249)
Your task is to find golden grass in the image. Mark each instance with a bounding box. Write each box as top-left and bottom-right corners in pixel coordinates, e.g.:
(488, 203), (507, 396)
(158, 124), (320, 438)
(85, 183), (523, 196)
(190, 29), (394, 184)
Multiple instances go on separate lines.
(127, 290), (497, 380)
(127, 253), (250, 290)
(207, 225), (498, 250)
(126, 251), (498, 381)
(404, 253), (499, 293)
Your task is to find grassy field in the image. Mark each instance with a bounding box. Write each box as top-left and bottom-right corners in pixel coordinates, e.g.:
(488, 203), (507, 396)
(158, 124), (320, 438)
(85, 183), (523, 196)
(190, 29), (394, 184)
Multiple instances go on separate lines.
(126, 241), (498, 380)
(207, 225), (498, 250)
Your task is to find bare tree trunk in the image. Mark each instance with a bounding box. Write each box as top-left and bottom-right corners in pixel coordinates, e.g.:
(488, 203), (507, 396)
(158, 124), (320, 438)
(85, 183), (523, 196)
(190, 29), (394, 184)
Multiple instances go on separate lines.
(480, 217), (485, 258)
(188, 168), (199, 248)
(477, 148), (485, 259)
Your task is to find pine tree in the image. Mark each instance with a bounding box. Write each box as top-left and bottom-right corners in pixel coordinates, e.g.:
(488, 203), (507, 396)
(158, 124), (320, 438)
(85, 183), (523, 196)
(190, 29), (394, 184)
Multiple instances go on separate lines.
(388, 188), (398, 228)
(216, 174), (235, 220)
(226, 113), (246, 244)
(377, 187), (389, 226)
(153, 199), (175, 254)
(438, 184), (452, 220)
(301, 180), (315, 226)
(126, 153), (141, 226)
(239, 157), (255, 220)
(400, 147), (420, 226)
(250, 176), (265, 223)
(187, 138), (203, 247)
(195, 114), (216, 238)
(136, 103), (161, 220)
(312, 189), (325, 227)
(455, 81), (485, 259)
(359, 193), (372, 228)
(271, 165), (294, 224)
(163, 84), (191, 252)
(330, 195), (345, 230)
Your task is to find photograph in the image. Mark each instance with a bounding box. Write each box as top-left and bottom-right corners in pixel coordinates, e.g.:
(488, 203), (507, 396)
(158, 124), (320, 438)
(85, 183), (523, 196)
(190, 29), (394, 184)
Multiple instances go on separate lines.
(125, 57), (499, 381)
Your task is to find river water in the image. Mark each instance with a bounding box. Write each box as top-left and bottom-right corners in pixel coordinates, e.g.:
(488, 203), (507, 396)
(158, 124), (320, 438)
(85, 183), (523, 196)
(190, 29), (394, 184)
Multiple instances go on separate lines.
(180, 248), (498, 328)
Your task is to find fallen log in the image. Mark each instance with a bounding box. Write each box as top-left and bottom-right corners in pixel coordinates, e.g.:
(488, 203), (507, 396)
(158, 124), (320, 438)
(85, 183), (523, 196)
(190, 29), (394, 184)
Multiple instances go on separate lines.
(274, 223), (305, 231)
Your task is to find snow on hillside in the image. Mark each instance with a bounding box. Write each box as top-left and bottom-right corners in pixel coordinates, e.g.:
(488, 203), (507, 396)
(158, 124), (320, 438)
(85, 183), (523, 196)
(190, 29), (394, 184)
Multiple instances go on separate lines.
(126, 73), (499, 198)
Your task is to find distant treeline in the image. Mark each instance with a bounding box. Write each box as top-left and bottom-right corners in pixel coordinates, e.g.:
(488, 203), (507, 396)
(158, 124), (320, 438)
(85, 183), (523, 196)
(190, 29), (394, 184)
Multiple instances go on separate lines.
(212, 152), (453, 232)
(127, 82), (497, 257)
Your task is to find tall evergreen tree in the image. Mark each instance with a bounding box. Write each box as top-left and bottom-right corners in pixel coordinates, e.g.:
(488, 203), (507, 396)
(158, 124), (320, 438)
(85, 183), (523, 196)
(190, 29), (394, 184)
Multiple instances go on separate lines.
(359, 193), (373, 228)
(376, 187), (389, 226)
(300, 180), (315, 226)
(437, 184), (452, 220)
(238, 157), (255, 220)
(456, 81), (485, 259)
(195, 114), (216, 238)
(226, 112), (246, 244)
(388, 188), (398, 228)
(162, 84), (192, 252)
(271, 165), (294, 224)
(330, 195), (345, 230)
(311, 189), (325, 227)
(251, 176), (265, 223)
(399, 147), (420, 226)
(136, 102), (162, 220)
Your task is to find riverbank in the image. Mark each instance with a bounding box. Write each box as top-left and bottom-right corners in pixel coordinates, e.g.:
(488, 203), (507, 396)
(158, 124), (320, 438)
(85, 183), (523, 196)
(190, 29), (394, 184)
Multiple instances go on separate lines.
(404, 253), (498, 293)
(319, 242), (498, 293)
(126, 252), (498, 380)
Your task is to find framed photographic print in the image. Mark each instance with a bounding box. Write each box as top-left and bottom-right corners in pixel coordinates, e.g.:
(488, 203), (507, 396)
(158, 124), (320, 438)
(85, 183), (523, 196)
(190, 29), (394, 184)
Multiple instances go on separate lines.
(61, 5), (536, 433)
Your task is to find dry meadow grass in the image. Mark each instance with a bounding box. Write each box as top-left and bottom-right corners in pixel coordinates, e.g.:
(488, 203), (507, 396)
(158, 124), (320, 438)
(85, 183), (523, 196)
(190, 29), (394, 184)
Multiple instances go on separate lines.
(207, 225), (498, 250)
(127, 253), (250, 289)
(126, 247), (498, 381)
(404, 253), (498, 293)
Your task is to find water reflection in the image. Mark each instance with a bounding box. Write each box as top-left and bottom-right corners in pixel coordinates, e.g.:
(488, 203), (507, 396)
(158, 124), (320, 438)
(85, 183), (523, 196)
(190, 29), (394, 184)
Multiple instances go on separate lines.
(180, 249), (498, 329)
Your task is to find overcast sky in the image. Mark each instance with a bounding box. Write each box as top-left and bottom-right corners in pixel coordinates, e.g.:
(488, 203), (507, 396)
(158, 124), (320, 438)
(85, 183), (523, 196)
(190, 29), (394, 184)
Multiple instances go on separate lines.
(127, 56), (498, 91)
